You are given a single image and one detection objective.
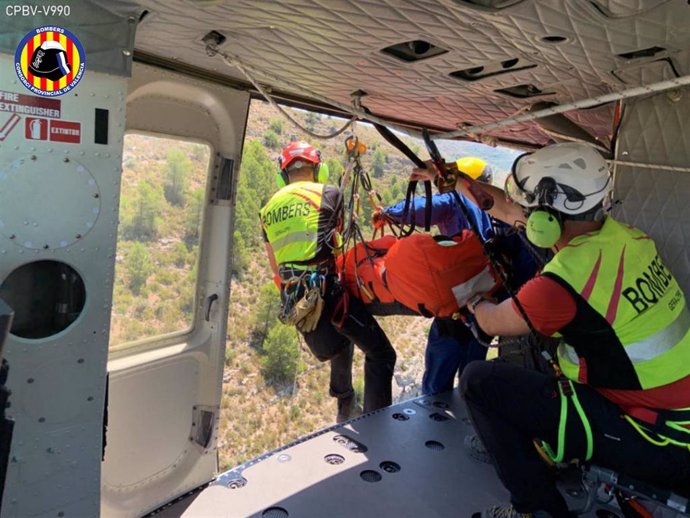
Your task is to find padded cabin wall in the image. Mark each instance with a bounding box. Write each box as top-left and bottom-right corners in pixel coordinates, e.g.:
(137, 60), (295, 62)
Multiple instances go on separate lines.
(612, 86), (690, 295)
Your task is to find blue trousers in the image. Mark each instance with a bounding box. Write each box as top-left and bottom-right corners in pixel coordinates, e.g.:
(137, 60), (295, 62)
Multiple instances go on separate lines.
(421, 318), (487, 394)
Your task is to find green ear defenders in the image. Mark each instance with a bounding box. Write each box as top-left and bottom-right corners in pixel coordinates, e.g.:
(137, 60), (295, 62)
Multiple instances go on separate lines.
(526, 208), (563, 248)
(275, 169), (290, 189)
(525, 176), (563, 248)
(275, 161), (330, 188)
(315, 161), (329, 183)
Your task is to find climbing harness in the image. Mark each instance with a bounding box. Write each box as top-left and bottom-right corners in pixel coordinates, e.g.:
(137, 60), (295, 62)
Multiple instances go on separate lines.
(539, 377), (594, 464)
(279, 271), (327, 332)
(623, 407), (690, 449)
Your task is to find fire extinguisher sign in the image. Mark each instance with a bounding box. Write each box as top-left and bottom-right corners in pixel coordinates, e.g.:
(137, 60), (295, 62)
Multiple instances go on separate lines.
(24, 117), (81, 143)
(25, 117), (48, 140)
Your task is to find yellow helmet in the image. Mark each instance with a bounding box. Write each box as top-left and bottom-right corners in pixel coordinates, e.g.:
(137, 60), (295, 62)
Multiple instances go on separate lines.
(455, 156), (493, 183)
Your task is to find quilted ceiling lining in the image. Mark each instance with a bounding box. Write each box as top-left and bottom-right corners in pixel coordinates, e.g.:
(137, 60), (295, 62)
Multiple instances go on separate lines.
(93, 0), (690, 148)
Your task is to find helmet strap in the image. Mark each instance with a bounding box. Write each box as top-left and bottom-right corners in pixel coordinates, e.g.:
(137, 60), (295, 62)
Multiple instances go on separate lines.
(564, 202), (605, 222)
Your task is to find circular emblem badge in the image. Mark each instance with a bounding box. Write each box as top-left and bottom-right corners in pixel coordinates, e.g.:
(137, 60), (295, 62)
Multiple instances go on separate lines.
(14, 26), (86, 97)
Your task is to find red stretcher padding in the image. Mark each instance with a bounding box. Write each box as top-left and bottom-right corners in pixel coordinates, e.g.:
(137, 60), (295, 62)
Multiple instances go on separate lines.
(338, 235), (397, 305)
(339, 231), (501, 318)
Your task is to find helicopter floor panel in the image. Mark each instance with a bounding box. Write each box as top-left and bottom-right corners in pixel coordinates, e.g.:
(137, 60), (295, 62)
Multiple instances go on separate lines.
(172, 389), (630, 518)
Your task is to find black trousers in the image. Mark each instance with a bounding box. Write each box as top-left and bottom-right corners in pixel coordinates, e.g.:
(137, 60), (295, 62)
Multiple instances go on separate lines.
(301, 282), (396, 413)
(460, 361), (690, 517)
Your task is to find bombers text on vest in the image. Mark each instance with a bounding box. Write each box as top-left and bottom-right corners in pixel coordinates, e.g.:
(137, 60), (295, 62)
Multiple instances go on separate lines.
(543, 217), (690, 391)
(260, 181), (341, 267)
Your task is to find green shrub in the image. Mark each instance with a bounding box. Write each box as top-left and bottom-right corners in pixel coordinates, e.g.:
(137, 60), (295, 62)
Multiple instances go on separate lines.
(354, 375), (364, 408)
(305, 112), (320, 132)
(263, 130), (279, 149)
(184, 188), (204, 242)
(372, 148), (386, 178)
(225, 347), (238, 365)
(126, 242), (153, 295)
(164, 149), (191, 207)
(253, 282), (281, 345)
(325, 157), (344, 183)
(124, 181), (163, 241)
(269, 118), (285, 135)
(262, 324), (300, 386)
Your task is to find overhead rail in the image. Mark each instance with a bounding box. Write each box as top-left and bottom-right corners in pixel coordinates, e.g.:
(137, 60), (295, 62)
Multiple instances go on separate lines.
(209, 44), (690, 174)
(434, 75), (690, 140)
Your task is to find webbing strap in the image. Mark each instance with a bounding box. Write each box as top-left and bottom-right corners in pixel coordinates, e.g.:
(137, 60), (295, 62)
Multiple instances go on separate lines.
(542, 379), (593, 463)
(624, 412), (690, 449)
(571, 383), (594, 461)
(369, 119), (432, 232)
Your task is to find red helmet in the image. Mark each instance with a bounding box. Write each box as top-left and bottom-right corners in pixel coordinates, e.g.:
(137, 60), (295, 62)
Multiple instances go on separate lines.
(278, 141), (321, 172)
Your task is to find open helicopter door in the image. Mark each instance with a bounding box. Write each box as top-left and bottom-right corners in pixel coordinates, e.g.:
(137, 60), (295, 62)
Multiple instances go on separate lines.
(607, 66), (690, 518)
(0, 5), (136, 517)
(100, 63), (250, 517)
(0, 4), (249, 516)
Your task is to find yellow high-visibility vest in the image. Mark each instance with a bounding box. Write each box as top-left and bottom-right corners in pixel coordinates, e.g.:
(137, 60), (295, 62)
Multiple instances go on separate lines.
(260, 181), (332, 266)
(544, 217), (690, 390)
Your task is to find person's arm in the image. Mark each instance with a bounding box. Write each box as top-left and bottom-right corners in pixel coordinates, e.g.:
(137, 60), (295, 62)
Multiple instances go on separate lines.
(264, 241), (281, 288)
(410, 163), (525, 227)
(468, 298), (530, 336)
(383, 193), (454, 227)
(467, 275), (577, 337)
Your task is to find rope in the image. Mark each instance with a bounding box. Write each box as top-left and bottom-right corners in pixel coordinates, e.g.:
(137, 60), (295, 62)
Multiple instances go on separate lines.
(207, 44), (424, 139)
(536, 126), (610, 154)
(608, 159), (690, 174)
(214, 47), (356, 140)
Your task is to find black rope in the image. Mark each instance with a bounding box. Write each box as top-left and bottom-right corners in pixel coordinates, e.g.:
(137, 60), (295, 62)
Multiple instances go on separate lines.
(368, 119), (432, 232)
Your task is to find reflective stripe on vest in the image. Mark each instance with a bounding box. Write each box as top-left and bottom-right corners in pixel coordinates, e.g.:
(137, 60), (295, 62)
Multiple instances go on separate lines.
(260, 182), (324, 265)
(560, 306), (690, 365)
(547, 217), (690, 390)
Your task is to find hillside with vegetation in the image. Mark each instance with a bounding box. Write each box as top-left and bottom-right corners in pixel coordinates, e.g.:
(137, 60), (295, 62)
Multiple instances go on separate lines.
(220, 103), (436, 471)
(111, 100), (519, 472)
(219, 101), (520, 470)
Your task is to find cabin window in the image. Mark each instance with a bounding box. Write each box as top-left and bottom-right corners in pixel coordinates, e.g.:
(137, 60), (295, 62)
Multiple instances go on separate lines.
(109, 134), (211, 349)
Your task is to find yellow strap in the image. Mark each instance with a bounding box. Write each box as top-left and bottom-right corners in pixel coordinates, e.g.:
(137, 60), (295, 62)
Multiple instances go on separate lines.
(623, 415), (671, 447)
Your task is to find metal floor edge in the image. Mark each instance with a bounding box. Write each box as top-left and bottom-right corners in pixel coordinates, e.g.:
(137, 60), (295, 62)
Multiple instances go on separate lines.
(150, 389), (658, 518)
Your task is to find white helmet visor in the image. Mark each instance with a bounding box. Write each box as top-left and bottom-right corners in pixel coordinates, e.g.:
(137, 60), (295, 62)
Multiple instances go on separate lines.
(505, 154), (539, 208)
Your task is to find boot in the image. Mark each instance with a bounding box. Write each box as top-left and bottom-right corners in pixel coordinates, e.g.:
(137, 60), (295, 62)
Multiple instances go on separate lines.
(464, 433), (492, 464)
(336, 395), (362, 424)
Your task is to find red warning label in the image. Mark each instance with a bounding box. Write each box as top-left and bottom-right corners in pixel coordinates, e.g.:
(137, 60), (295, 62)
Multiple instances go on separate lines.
(0, 90), (61, 119)
(25, 118), (48, 140)
(50, 120), (81, 143)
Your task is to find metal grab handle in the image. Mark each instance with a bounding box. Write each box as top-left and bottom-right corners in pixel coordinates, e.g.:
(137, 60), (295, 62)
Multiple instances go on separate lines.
(205, 294), (219, 322)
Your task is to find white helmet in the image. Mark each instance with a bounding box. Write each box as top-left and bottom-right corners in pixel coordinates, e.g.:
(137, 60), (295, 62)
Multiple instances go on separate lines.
(505, 142), (612, 216)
